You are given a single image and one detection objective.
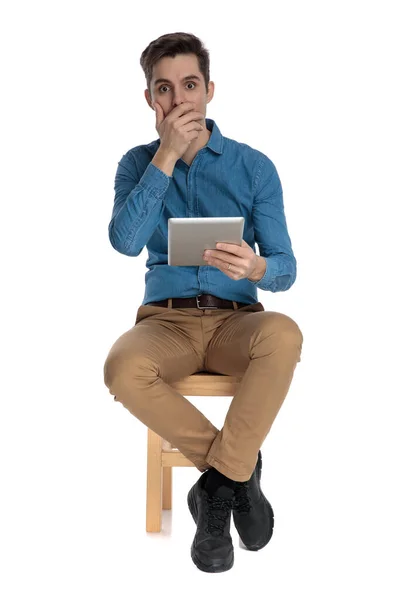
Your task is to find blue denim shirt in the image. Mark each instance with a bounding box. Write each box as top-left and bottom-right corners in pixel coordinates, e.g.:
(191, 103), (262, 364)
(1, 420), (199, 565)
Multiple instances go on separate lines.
(109, 118), (297, 306)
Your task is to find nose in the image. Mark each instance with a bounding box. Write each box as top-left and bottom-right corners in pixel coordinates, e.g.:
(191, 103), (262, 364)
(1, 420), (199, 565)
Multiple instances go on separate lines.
(173, 99), (187, 108)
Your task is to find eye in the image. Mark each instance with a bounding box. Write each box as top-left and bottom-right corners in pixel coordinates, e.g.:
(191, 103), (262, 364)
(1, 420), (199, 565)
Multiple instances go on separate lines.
(158, 82), (197, 93)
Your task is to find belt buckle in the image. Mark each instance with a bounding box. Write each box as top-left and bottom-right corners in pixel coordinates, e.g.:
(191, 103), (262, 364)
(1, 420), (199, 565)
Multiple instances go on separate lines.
(196, 294), (218, 309)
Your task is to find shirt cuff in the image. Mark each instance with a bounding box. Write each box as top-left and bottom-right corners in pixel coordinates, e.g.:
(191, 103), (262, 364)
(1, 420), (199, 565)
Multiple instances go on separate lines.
(140, 161), (171, 198)
(247, 256), (268, 285)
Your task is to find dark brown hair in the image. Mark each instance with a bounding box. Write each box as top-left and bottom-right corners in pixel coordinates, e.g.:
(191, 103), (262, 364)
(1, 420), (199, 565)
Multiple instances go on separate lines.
(140, 32), (210, 95)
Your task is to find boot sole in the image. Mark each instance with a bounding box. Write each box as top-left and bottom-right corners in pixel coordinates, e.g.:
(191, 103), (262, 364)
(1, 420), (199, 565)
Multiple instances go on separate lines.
(187, 486), (234, 573)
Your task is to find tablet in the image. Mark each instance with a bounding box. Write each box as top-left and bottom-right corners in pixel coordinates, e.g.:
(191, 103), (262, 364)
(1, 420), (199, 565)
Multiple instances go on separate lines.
(168, 217), (245, 266)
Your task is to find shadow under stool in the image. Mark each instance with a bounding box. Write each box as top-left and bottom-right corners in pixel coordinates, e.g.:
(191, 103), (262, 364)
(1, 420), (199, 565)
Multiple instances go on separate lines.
(146, 371), (243, 532)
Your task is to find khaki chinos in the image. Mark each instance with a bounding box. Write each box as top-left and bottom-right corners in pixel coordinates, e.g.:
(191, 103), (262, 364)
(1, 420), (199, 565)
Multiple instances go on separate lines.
(103, 299), (303, 482)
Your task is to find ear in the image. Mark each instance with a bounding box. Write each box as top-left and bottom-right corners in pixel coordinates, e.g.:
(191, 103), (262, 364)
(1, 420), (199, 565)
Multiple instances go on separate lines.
(206, 81), (215, 103)
(144, 89), (154, 109)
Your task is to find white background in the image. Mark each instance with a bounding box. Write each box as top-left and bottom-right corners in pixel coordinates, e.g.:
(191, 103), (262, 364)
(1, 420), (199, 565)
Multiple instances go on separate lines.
(1, 0), (399, 597)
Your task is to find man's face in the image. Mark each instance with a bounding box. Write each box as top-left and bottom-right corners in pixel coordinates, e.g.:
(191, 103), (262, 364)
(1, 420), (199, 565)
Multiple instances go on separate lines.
(146, 53), (214, 121)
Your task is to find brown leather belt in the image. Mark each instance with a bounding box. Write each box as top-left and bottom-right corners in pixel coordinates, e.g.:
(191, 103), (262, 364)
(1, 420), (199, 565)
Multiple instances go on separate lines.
(145, 294), (249, 310)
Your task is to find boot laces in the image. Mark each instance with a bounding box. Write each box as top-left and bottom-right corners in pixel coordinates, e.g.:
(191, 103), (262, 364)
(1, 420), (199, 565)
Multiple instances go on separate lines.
(233, 481), (252, 514)
(205, 495), (233, 536)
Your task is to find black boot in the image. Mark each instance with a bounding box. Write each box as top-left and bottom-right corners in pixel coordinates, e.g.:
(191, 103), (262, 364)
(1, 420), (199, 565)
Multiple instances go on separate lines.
(232, 450), (274, 551)
(187, 470), (235, 573)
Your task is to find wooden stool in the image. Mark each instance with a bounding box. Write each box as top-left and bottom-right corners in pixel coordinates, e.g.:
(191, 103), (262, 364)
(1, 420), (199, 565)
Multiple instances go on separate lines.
(146, 371), (242, 532)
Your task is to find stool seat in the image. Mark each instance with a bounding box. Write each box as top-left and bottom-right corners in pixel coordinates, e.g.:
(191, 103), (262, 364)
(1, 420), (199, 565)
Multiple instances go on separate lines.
(146, 371), (242, 532)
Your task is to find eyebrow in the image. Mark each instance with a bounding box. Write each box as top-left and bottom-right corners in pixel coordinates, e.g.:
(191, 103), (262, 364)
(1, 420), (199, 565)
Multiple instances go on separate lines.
(153, 74), (201, 86)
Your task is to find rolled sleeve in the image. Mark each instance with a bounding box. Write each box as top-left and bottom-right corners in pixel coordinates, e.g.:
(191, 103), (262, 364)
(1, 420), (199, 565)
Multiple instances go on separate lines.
(250, 155), (297, 292)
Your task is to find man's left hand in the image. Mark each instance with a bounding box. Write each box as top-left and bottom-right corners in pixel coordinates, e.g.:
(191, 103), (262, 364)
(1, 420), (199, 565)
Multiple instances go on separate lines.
(203, 239), (259, 280)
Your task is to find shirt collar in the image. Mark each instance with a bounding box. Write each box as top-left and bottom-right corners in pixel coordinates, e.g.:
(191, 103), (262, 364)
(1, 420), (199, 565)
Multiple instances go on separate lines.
(204, 118), (223, 155)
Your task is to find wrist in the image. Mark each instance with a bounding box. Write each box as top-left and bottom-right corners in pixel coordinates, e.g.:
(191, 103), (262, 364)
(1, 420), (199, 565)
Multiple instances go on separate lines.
(152, 147), (178, 176)
(248, 255), (267, 282)
(157, 145), (179, 163)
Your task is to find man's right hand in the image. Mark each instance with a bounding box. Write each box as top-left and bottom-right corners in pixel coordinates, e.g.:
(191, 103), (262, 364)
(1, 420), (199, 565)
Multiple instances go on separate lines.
(153, 101), (205, 160)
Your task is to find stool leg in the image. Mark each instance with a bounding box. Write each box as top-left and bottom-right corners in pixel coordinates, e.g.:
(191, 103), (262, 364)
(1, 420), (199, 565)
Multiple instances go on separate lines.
(162, 466), (172, 510)
(146, 429), (162, 532)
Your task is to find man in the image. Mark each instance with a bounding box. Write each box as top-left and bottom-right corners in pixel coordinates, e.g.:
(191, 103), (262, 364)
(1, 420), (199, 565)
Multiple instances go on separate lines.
(103, 32), (303, 573)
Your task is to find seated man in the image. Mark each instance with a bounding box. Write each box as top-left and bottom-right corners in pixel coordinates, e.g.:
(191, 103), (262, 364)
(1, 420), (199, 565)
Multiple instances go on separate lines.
(103, 32), (303, 574)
